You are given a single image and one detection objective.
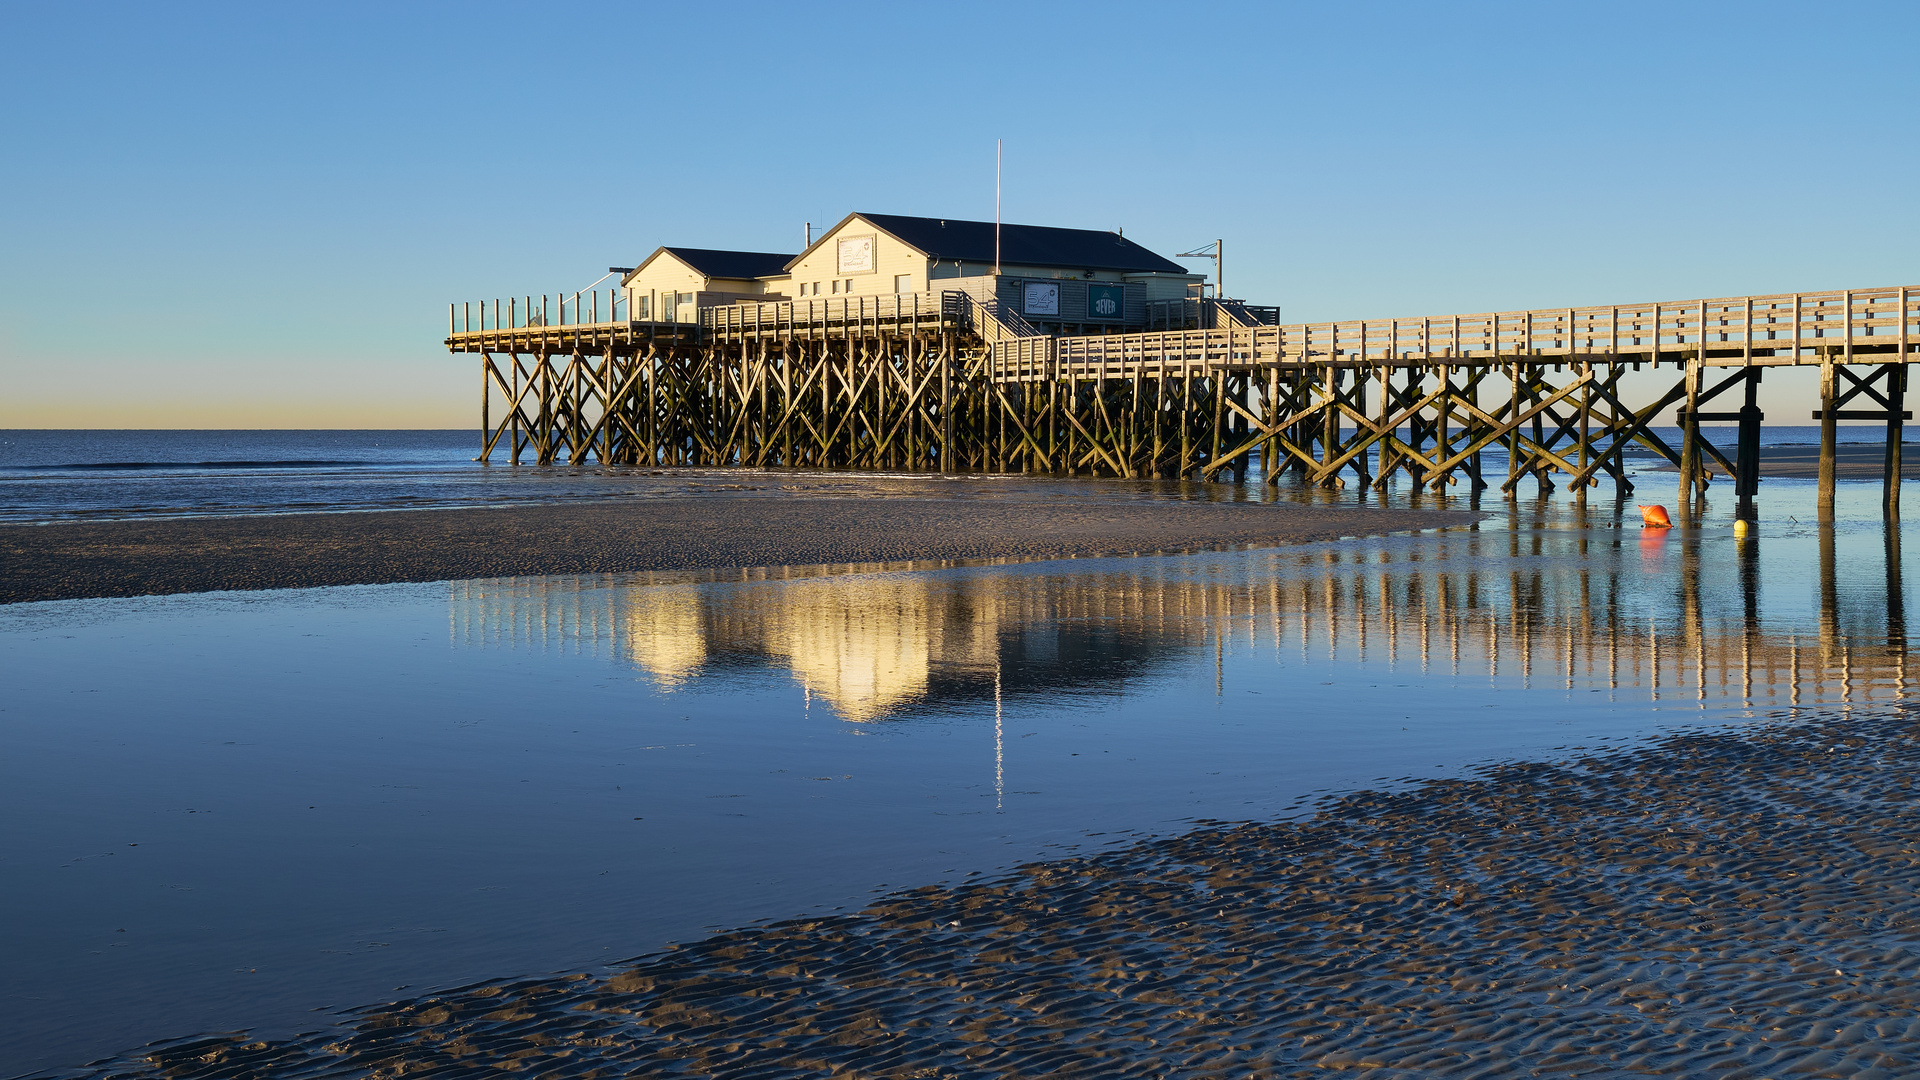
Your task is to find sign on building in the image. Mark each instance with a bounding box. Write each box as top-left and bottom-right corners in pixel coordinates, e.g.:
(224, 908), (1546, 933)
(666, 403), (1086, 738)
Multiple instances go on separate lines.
(1088, 284), (1124, 320)
(1022, 281), (1060, 316)
(836, 235), (874, 275)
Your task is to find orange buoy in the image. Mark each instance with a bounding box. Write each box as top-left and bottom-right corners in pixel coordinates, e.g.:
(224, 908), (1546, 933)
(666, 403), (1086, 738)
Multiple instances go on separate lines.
(1638, 504), (1672, 528)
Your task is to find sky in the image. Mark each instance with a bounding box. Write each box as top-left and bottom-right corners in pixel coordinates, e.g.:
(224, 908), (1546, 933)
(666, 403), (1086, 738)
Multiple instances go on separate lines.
(0, 0), (1914, 429)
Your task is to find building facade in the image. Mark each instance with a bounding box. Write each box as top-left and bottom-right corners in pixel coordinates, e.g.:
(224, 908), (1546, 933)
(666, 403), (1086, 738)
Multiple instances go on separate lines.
(622, 213), (1203, 331)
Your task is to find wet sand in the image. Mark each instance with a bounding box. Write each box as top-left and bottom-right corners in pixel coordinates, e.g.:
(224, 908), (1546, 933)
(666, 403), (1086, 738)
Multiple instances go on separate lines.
(0, 491), (1474, 605)
(52, 707), (1920, 1079)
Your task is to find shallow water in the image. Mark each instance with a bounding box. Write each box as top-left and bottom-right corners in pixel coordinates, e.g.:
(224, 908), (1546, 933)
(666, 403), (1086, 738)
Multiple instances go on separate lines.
(2, 465), (1915, 1074)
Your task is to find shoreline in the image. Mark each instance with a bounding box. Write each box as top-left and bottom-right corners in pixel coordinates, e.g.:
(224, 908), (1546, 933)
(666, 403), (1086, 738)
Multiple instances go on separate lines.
(0, 492), (1480, 606)
(54, 705), (1920, 1078)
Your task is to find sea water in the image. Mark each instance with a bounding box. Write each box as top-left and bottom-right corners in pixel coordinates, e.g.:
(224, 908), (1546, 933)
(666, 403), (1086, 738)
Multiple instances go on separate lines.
(1, 432), (1916, 1074)
(0, 426), (1906, 523)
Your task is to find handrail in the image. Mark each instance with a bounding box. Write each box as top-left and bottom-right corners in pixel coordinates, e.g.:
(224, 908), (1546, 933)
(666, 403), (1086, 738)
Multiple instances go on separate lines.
(948, 291), (1045, 341)
(698, 291), (950, 334)
(1016, 286), (1919, 382)
(1146, 297), (1279, 330)
(1215, 301), (1281, 327)
(449, 289), (629, 334)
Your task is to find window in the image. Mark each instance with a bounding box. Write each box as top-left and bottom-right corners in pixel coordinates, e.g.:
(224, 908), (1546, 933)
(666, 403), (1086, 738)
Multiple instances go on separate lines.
(636, 295), (650, 319)
(895, 274), (912, 294)
(831, 280), (840, 294)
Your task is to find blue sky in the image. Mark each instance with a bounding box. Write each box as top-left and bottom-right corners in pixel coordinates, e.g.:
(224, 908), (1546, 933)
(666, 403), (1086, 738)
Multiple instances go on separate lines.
(1, 0), (1913, 427)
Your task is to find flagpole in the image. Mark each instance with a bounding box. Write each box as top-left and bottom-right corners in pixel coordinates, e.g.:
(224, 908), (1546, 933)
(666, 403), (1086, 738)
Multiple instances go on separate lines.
(994, 139), (1002, 276)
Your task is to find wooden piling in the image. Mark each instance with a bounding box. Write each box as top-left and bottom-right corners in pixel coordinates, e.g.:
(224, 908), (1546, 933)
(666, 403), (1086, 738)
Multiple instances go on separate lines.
(1678, 356), (1701, 509)
(1736, 368), (1762, 507)
(1887, 363), (1906, 519)
(1575, 361), (1591, 503)
(1819, 357), (1838, 514)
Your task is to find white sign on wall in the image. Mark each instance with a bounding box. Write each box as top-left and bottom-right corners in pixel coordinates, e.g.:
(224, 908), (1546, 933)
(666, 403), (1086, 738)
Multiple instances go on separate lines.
(1022, 281), (1060, 316)
(836, 235), (875, 275)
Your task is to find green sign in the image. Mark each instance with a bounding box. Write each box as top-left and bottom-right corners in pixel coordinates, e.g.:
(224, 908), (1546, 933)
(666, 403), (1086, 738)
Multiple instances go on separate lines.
(1087, 284), (1124, 320)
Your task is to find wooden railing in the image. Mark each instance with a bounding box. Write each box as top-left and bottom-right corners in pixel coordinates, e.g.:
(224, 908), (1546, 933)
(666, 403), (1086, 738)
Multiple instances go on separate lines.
(700, 292), (954, 336)
(1146, 298), (1280, 330)
(1002, 286), (1918, 381)
(450, 289), (628, 334)
(946, 292), (1045, 342)
(1217, 301), (1282, 327)
(447, 285), (1917, 378)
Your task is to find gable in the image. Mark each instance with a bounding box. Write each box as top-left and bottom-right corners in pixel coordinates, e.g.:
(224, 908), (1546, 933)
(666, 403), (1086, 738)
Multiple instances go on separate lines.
(782, 216), (931, 296)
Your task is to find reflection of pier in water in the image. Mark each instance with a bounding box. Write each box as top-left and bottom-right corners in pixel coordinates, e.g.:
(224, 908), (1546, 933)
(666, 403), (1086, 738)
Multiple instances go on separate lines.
(448, 520), (1911, 719)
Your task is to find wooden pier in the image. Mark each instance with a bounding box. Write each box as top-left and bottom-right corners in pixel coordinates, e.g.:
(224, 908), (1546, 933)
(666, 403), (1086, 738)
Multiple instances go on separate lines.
(446, 284), (1917, 514)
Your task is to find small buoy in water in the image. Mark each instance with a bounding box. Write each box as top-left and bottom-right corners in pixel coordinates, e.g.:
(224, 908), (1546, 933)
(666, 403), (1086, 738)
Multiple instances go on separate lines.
(1734, 519), (1752, 537)
(1638, 504), (1672, 528)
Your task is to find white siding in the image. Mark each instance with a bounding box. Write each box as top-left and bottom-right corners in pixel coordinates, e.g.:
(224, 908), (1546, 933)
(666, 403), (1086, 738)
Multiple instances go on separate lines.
(623, 253), (787, 321)
(625, 253), (707, 323)
(786, 219), (929, 298)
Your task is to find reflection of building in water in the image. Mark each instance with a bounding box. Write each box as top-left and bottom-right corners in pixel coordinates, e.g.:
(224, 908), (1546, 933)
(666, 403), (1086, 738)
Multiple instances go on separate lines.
(450, 566), (1206, 721)
(748, 581), (941, 719)
(625, 586), (707, 685)
(449, 522), (1913, 719)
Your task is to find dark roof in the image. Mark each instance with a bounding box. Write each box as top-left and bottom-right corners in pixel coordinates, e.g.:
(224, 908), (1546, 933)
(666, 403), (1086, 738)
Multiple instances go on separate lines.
(660, 247), (795, 280)
(849, 213), (1190, 275)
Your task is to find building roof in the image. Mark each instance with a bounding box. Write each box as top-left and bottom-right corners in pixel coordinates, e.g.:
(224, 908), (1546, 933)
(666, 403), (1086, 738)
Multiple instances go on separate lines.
(633, 247), (796, 282)
(808, 213), (1189, 275)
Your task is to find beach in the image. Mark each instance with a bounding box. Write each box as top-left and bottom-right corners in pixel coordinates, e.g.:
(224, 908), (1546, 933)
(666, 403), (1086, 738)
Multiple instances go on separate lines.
(0, 490), (1476, 605)
(63, 705), (1920, 1078)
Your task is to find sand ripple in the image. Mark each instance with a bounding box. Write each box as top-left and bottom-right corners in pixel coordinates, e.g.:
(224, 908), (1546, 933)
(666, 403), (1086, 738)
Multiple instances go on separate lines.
(50, 708), (1920, 1078)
